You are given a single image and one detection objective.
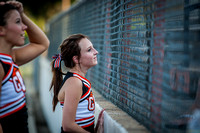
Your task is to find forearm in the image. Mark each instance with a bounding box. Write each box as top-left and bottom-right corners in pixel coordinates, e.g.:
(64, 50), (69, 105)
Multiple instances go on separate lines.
(11, 13), (50, 66)
(63, 123), (90, 133)
(21, 13), (49, 49)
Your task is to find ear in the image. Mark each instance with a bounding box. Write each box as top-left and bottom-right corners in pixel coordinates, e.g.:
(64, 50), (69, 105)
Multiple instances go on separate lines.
(72, 55), (79, 64)
(0, 26), (6, 36)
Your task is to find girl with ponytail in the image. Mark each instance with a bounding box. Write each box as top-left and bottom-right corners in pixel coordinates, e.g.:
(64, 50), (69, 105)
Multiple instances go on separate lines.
(50, 34), (98, 133)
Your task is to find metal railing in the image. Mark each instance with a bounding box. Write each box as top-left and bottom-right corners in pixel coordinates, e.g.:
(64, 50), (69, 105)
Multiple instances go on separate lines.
(46, 0), (200, 132)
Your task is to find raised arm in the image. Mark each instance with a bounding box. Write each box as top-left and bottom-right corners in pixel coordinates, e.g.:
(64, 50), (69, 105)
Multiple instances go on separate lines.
(8, 1), (50, 66)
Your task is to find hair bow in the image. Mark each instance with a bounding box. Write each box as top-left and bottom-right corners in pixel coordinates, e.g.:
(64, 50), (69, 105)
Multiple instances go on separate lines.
(52, 54), (62, 69)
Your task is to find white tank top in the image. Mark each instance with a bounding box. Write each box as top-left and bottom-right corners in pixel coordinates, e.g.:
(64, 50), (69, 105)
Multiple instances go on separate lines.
(60, 72), (95, 128)
(0, 53), (26, 118)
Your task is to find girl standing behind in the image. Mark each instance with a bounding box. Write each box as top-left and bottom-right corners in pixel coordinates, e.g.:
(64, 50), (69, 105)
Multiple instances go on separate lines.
(0, 1), (49, 133)
(50, 34), (98, 133)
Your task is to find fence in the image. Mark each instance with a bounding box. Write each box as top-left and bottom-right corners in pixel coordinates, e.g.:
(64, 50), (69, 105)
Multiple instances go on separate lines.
(46, 0), (200, 132)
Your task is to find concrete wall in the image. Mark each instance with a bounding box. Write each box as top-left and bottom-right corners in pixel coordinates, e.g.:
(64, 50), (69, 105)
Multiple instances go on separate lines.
(38, 57), (149, 133)
(39, 57), (62, 133)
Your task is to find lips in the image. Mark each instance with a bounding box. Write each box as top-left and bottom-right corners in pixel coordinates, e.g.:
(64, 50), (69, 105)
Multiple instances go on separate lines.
(21, 33), (25, 37)
(20, 33), (25, 39)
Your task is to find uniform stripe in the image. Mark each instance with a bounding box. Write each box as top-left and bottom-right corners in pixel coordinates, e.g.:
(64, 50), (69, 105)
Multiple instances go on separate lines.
(60, 102), (64, 108)
(0, 102), (26, 118)
(73, 73), (91, 102)
(0, 55), (13, 84)
(2, 65), (13, 85)
(0, 53), (12, 60)
(75, 116), (95, 127)
(0, 96), (26, 118)
(73, 73), (91, 87)
(80, 89), (91, 103)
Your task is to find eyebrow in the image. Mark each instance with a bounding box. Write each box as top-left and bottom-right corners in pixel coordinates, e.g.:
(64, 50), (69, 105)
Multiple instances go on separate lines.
(16, 18), (20, 20)
(88, 46), (92, 48)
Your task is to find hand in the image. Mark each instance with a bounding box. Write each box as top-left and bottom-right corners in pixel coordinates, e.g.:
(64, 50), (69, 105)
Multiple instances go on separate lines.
(6, 1), (24, 14)
(0, 1), (5, 5)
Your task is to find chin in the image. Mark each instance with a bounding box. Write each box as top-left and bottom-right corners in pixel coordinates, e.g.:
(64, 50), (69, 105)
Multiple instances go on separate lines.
(16, 41), (25, 45)
(91, 63), (97, 67)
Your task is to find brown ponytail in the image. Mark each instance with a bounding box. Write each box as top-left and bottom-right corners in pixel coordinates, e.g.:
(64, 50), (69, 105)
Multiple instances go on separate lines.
(49, 34), (87, 111)
(49, 61), (63, 111)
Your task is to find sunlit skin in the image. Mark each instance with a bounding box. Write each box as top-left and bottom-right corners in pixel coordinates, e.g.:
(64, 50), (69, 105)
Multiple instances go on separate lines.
(0, 1), (49, 66)
(0, 1), (49, 132)
(3, 10), (27, 48)
(72, 38), (98, 76)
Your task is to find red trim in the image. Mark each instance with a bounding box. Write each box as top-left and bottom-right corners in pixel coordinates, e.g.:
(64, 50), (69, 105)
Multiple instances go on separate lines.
(0, 102), (26, 118)
(83, 83), (90, 89)
(72, 72), (91, 99)
(81, 87), (90, 99)
(0, 60), (12, 81)
(0, 53), (12, 58)
(0, 95), (25, 109)
(75, 115), (94, 122)
(73, 72), (91, 84)
(81, 121), (94, 128)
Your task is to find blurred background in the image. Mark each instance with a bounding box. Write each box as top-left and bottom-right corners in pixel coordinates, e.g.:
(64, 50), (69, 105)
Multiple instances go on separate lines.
(12, 0), (200, 133)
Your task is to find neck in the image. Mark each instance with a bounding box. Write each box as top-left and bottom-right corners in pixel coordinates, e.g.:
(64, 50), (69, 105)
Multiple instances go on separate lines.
(69, 67), (87, 77)
(0, 40), (13, 55)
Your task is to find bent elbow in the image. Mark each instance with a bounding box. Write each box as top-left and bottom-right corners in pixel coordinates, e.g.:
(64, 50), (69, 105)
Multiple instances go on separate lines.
(40, 39), (50, 53)
(62, 125), (73, 132)
(44, 39), (50, 50)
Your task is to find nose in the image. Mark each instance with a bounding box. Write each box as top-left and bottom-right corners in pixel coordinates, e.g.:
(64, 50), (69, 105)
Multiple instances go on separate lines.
(22, 23), (27, 30)
(94, 49), (98, 55)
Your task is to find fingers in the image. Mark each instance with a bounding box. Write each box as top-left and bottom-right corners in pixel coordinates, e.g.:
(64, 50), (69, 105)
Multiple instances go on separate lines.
(0, 2), (5, 5)
(6, 1), (24, 14)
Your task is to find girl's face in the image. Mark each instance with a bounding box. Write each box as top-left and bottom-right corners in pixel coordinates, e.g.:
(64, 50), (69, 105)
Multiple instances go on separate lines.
(78, 38), (98, 69)
(3, 10), (27, 46)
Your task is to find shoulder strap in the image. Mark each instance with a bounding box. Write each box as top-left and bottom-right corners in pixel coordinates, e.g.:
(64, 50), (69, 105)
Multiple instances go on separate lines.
(0, 60), (12, 85)
(60, 72), (74, 88)
(0, 60), (10, 77)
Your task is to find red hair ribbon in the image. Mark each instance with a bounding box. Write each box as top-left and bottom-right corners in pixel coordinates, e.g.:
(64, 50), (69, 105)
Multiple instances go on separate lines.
(52, 54), (62, 69)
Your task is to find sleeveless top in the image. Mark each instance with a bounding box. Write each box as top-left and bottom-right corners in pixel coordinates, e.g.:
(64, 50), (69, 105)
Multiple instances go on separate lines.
(60, 72), (95, 128)
(0, 53), (26, 118)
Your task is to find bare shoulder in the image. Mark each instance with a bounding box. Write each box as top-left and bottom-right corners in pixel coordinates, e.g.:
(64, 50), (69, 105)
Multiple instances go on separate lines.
(64, 76), (82, 88)
(58, 77), (82, 101)
(62, 77), (83, 97)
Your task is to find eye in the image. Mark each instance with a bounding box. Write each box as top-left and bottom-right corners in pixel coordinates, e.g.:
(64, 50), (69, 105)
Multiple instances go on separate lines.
(16, 18), (21, 24)
(87, 48), (92, 52)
